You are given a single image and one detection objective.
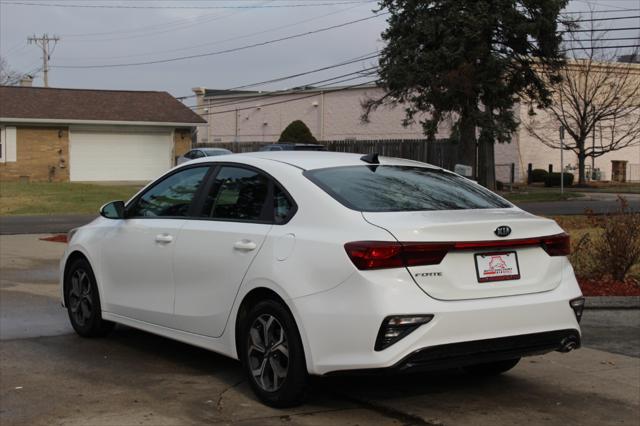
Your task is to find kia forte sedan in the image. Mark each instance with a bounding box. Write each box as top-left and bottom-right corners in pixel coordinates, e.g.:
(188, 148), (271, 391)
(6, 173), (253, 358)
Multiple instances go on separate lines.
(60, 152), (584, 407)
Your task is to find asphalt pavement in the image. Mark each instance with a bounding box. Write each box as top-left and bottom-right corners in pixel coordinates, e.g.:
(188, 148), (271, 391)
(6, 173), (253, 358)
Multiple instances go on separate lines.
(519, 192), (640, 216)
(1, 234), (638, 425)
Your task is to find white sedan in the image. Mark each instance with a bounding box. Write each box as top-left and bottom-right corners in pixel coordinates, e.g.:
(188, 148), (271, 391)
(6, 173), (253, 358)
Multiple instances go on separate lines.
(60, 152), (584, 407)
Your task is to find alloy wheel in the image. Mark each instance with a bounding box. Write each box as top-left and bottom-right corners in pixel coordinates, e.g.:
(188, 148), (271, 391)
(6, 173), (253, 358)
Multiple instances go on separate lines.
(247, 314), (289, 392)
(68, 269), (93, 327)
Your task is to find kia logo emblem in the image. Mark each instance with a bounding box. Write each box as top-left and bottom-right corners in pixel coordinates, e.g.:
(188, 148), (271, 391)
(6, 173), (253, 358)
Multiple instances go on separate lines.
(495, 226), (511, 237)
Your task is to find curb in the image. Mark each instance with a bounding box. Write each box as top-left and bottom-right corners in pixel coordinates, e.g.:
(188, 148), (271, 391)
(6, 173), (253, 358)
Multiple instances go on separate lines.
(584, 296), (640, 309)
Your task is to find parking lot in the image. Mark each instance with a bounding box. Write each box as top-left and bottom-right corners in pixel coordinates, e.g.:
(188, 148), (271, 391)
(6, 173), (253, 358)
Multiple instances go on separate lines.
(1, 234), (639, 426)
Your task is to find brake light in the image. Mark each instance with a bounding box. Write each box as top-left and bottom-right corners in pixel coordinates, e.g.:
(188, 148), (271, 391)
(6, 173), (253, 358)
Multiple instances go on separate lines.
(345, 233), (571, 270)
(343, 241), (404, 270)
(344, 241), (452, 270)
(541, 233), (571, 256)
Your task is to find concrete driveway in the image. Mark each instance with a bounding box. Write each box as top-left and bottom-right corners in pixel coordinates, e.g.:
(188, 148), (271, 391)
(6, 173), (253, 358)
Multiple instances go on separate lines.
(1, 235), (638, 426)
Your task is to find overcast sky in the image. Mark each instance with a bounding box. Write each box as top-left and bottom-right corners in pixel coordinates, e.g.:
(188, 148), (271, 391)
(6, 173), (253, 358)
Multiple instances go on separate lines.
(1, 0), (638, 99)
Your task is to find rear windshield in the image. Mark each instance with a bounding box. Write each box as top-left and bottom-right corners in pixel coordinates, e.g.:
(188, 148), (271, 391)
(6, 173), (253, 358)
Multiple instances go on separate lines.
(304, 165), (511, 212)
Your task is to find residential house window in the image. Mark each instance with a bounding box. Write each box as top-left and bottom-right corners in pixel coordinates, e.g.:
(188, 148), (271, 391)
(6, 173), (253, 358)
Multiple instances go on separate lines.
(0, 127), (17, 163)
(0, 127), (4, 162)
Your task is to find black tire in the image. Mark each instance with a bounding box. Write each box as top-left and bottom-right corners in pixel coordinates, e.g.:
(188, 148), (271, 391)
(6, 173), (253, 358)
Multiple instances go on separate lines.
(462, 358), (521, 376)
(240, 299), (308, 407)
(64, 257), (114, 338)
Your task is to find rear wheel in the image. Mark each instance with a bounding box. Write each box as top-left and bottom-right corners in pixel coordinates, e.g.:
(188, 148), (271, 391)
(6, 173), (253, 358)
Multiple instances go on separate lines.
(65, 257), (114, 337)
(240, 299), (308, 407)
(462, 358), (520, 376)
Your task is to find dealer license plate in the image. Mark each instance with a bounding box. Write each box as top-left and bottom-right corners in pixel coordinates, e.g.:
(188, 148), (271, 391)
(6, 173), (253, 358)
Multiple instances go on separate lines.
(474, 251), (521, 283)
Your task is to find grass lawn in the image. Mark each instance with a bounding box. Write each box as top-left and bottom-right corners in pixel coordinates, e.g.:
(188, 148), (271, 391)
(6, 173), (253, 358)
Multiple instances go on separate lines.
(502, 191), (584, 203)
(0, 182), (143, 216)
(570, 184), (640, 194)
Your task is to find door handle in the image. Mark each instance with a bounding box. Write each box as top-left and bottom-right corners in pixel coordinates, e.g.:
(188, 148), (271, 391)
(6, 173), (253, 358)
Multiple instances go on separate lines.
(234, 240), (257, 251)
(155, 233), (174, 244)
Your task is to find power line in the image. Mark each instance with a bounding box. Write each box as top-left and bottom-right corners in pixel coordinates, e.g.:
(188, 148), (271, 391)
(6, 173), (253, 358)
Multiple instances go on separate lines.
(573, 0), (640, 11)
(0, 1), (373, 9)
(189, 66), (378, 109)
(562, 44), (640, 52)
(222, 53), (379, 91)
(561, 15), (640, 23)
(563, 26), (640, 32)
(566, 37), (640, 42)
(564, 8), (640, 14)
(172, 51), (378, 100)
(58, 1), (368, 59)
(51, 12), (388, 69)
(197, 80), (377, 117)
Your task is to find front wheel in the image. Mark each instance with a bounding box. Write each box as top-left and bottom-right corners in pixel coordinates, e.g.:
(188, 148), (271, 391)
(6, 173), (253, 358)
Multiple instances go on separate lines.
(240, 299), (308, 407)
(462, 358), (520, 376)
(65, 257), (114, 337)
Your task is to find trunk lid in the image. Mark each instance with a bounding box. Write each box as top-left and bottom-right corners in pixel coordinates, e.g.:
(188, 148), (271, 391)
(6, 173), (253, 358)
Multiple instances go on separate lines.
(362, 208), (567, 300)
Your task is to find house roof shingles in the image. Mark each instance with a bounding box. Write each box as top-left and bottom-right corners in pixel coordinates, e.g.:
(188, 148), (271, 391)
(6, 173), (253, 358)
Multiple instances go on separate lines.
(0, 86), (206, 125)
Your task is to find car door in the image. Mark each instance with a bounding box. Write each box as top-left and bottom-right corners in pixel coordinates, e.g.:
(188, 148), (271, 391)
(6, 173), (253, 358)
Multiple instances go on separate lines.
(99, 165), (211, 327)
(172, 164), (280, 337)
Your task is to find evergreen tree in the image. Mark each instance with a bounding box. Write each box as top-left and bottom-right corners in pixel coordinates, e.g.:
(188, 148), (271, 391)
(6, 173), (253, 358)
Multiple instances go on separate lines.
(363, 0), (567, 188)
(279, 120), (317, 143)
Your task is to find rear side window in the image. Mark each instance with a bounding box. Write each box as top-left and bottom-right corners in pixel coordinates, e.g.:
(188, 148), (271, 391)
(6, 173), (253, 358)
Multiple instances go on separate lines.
(305, 165), (511, 212)
(201, 166), (270, 221)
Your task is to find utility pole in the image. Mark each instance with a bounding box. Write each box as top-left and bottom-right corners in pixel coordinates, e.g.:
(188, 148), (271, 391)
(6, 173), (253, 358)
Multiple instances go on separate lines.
(27, 34), (60, 87)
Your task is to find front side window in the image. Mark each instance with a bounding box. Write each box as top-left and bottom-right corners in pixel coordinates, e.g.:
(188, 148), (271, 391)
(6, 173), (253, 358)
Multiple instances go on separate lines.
(201, 166), (270, 221)
(305, 165), (511, 212)
(127, 167), (209, 217)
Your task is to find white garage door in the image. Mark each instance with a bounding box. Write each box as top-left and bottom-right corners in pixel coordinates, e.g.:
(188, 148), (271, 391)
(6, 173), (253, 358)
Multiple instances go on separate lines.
(70, 129), (173, 182)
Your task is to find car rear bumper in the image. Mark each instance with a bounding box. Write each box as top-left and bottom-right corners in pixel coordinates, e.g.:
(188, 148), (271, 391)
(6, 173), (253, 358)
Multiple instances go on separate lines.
(290, 261), (583, 375)
(327, 329), (580, 375)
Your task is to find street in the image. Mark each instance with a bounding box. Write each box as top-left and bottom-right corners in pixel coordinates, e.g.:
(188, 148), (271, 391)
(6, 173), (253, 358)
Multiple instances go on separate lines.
(1, 234), (638, 425)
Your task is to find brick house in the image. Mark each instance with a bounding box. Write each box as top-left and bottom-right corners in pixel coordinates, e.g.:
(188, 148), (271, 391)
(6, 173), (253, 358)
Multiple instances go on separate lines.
(0, 86), (206, 182)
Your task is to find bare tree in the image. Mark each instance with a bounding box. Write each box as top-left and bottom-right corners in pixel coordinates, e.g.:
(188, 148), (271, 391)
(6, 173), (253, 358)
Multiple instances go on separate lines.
(0, 56), (26, 86)
(525, 21), (640, 185)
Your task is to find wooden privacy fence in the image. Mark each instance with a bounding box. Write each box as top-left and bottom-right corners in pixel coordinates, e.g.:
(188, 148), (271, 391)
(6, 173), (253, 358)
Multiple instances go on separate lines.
(198, 139), (457, 170)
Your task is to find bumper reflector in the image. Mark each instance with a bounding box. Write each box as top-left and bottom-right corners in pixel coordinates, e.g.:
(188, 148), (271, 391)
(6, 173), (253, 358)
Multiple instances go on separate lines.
(375, 315), (434, 351)
(569, 297), (585, 323)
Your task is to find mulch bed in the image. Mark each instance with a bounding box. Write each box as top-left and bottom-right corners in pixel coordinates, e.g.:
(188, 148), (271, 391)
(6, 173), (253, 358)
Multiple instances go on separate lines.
(39, 234), (67, 243)
(578, 277), (640, 296)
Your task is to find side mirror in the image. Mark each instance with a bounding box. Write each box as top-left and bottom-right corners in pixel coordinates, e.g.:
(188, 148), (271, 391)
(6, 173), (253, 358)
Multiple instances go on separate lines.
(100, 200), (125, 219)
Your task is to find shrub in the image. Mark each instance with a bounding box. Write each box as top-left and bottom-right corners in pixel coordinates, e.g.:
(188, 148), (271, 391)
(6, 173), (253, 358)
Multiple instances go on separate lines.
(530, 168), (548, 183)
(568, 233), (598, 278)
(590, 197), (640, 281)
(570, 198), (640, 282)
(278, 120), (317, 143)
(544, 172), (574, 187)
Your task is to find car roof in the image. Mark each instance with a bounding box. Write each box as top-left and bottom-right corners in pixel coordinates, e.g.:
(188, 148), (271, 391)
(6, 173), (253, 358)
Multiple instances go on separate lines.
(200, 147), (231, 152)
(233, 151), (441, 171)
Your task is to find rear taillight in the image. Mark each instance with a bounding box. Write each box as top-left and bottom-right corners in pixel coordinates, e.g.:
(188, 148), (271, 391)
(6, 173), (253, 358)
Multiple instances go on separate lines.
(344, 241), (452, 270)
(345, 233), (571, 270)
(343, 241), (404, 270)
(541, 233), (571, 256)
